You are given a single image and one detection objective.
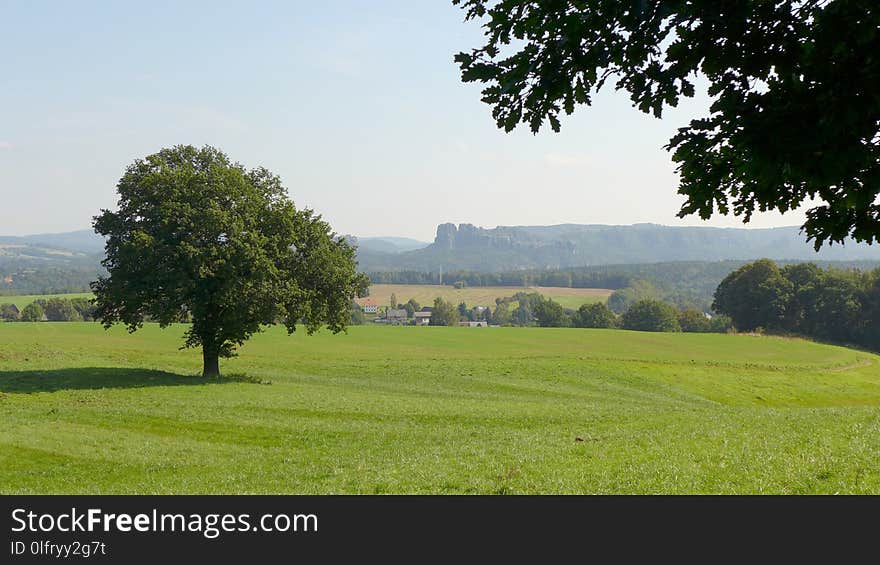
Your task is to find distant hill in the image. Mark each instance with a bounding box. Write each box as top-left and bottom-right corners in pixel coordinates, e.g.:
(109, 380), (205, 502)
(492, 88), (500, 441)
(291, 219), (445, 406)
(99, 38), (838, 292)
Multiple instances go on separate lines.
(0, 229), (105, 255)
(349, 236), (430, 254)
(355, 223), (880, 272)
(0, 230), (431, 258)
(0, 228), (102, 267)
(0, 229), (104, 294)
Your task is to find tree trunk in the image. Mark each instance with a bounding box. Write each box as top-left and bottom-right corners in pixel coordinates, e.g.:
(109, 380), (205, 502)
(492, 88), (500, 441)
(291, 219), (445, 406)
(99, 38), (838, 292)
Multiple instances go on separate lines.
(203, 348), (220, 378)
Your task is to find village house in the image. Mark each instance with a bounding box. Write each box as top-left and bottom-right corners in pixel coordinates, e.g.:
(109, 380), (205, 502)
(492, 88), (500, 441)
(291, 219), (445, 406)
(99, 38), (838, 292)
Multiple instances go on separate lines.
(414, 311), (432, 326)
(385, 308), (409, 324)
(361, 299), (378, 314)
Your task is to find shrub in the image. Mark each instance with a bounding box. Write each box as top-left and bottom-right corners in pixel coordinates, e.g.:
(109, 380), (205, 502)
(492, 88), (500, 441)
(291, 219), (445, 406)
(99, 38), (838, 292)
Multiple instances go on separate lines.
(350, 303), (366, 325)
(69, 297), (96, 321)
(678, 308), (711, 333)
(44, 298), (82, 322)
(708, 314), (734, 333)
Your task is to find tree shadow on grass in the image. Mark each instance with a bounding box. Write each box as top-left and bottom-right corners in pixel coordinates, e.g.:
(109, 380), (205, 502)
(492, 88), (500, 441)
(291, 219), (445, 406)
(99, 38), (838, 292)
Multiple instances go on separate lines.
(0, 367), (260, 393)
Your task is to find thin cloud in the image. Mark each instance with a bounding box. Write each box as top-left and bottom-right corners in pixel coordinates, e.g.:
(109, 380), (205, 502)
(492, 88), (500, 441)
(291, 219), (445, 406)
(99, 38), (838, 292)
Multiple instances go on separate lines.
(0, 142), (13, 150)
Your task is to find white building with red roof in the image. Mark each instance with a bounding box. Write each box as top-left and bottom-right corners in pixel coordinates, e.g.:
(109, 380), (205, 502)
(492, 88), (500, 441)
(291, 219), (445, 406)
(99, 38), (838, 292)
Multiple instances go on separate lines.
(361, 299), (378, 314)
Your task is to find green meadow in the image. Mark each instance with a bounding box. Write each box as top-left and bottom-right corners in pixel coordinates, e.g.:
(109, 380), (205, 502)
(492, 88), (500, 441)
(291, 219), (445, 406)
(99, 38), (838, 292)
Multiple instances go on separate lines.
(1, 322), (879, 494)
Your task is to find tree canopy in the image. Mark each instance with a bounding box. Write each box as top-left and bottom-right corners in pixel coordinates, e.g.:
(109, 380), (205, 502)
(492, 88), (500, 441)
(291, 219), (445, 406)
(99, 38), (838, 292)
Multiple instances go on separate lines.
(621, 299), (681, 332)
(714, 258), (879, 348)
(20, 302), (43, 322)
(533, 296), (569, 327)
(713, 259), (792, 331)
(92, 145), (368, 377)
(44, 297), (82, 322)
(453, 0), (880, 247)
(677, 307), (710, 333)
(572, 302), (617, 328)
(430, 297), (460, 326)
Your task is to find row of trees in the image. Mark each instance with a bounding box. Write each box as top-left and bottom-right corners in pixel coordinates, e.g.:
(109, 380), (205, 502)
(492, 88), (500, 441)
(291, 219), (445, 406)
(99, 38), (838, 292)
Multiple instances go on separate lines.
(0, 297), (96, 322)
(541, 298), (731, 333)
(608, 278), (720, 315)
(420, 291), (731, 333)
(713, 260), (880, 350)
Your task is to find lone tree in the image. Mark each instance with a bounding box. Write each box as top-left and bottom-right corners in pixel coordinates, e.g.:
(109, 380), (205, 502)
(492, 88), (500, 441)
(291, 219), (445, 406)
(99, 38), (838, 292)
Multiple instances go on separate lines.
(92, 145), (369, 377)
(453, 1), (880, 247)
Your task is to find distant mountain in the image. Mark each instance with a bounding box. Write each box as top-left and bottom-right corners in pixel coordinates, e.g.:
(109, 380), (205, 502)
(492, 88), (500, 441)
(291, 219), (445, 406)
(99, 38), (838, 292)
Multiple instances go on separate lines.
(355, 223), (880, 272)
(351, 236), (430, 254)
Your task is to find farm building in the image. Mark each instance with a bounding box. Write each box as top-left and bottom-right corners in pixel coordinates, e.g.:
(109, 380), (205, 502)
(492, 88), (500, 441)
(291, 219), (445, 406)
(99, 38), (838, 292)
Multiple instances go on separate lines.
(361, 299), (378, 314)
(414, 311), (432, 326)
(385, 309), (408, 324)
(458, 321), (488, 327)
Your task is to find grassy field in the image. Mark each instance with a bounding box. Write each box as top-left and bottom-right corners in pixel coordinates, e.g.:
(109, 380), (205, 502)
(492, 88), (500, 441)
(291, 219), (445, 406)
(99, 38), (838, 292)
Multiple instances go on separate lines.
(358, 284), (611, 310)
(1, 322), (879, 494)
(0, 292), (92, 309)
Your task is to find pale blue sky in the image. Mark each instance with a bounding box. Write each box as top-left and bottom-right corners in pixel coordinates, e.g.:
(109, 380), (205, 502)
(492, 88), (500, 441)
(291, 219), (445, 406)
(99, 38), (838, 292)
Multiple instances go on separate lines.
(0, 0), (808, 240)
